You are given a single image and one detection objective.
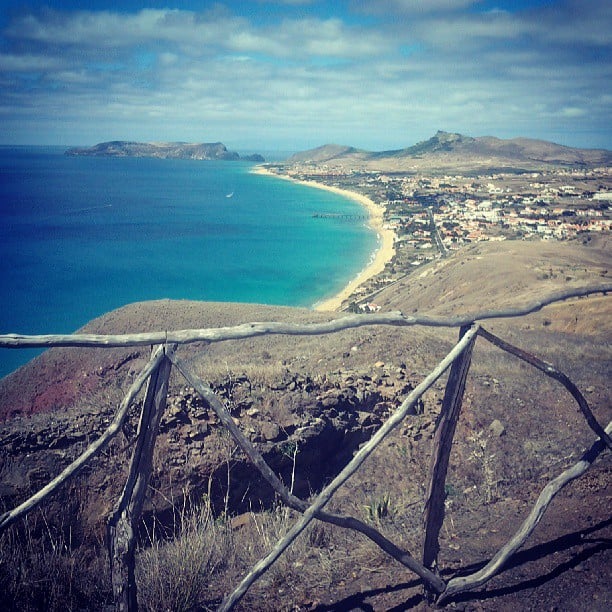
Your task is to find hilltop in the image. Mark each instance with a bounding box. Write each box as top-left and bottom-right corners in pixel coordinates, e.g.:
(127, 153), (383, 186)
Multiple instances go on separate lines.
(65, 140), (265, 162)
(287, 131), (612, 172)
(0, 238), (610, 610)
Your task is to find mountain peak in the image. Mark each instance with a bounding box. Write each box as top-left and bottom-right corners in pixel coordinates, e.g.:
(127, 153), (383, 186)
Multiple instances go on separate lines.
(285, 132), (611, 172)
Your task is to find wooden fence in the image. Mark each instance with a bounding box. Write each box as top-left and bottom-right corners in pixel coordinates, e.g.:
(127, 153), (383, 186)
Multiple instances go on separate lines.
(0, 283), (610, 611)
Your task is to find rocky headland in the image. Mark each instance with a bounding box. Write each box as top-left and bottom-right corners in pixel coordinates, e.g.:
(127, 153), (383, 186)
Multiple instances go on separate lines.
(65, 140), (265, 162)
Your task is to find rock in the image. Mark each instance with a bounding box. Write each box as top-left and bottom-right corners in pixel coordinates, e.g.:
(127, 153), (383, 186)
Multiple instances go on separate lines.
(573, 562), (587, 572)
(320, 395), (339, 408)
(357, 412), (381, 428)
(489, 419), (506, 437)
(230, 513), (255, 531)
(259, 421), (281, 442)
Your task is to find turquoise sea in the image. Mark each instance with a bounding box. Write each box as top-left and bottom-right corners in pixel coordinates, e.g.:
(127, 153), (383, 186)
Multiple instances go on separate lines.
(0, 146), (377, 377)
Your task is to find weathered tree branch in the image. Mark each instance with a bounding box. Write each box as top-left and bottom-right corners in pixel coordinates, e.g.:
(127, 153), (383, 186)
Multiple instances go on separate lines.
(438, 420), (612, 605)
(0, 284), (608, 349)
(477, 327), (612, 450)
(172, 356), (446, 595)
(0, 346), (166, 533)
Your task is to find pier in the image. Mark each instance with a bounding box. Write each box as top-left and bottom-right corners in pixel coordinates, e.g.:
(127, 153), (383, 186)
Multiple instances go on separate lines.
(312, 212), (368, 220)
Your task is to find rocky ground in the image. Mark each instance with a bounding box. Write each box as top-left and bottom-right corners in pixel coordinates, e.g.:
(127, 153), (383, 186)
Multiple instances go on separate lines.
(0, 238), (610, 610)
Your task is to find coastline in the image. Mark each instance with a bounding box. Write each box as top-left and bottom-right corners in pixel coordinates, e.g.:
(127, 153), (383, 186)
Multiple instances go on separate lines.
(252, 165), (395, 312)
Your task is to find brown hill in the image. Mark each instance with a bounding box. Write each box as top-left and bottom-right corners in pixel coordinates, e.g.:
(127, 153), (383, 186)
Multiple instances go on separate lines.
(287, 143), (368, 164)
(286, 131), (612, 172)
(374, 237), (611, 326)
(0, 239), (610, 610)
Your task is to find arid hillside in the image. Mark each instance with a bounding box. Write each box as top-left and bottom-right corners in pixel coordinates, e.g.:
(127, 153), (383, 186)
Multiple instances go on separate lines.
(375, 237), (610, 327)
(0, 238), (610, 611)
(286, 131), (612, 172)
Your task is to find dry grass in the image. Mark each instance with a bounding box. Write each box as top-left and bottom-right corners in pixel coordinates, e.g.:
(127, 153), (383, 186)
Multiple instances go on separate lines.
(0, 511), (111, 611)
(134, 492), (391, 611)
(136, 497), (235, 611)
(0, 483), (410, 611)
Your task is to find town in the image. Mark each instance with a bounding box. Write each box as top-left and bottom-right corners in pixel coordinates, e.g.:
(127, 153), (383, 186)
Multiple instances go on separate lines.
(264, 163), (611, 311)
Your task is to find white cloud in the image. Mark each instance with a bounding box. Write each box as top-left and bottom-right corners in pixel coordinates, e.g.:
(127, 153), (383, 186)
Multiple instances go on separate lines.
(559, 107), (587, 118)
(158, 52), (179, 66)
(0, 53), (65, 71)
(258, 0), (317, 4)
(5, 9), (388, 61)
(354, 0), (480, 15)
(0, 2), (609, 149)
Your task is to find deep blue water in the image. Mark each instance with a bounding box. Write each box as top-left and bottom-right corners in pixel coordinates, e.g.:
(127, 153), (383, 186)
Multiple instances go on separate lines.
(0, 146), (377, 377)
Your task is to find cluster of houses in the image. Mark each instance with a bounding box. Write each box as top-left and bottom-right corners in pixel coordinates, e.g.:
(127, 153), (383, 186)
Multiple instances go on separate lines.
(283, 164), (610, 251)
(377, 169), (611, 249)
(267, 163), (610, 309)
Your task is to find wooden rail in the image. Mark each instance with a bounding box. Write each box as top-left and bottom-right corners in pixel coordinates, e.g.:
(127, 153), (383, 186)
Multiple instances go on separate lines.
(1, 283), (609, 349)
(0, 283), (610, 611)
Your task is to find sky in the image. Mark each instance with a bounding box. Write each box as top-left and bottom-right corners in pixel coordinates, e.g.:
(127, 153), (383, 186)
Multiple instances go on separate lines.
(0, 0), (609, 151)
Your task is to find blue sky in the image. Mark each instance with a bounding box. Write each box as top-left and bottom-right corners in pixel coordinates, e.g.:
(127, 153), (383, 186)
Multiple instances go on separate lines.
(0, 1), (609, 150)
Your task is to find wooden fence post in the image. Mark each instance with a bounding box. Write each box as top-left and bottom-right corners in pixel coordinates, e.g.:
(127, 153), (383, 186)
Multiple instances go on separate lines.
(107, 344), (175, 612)
(423, 325), (476, 584)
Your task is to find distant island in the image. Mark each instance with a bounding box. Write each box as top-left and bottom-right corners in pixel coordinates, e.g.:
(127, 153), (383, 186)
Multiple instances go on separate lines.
(65, 141), (265, 162)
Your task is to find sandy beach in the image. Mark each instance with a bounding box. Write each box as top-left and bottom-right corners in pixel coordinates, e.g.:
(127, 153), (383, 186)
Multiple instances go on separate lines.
(253, 166), (395, 311)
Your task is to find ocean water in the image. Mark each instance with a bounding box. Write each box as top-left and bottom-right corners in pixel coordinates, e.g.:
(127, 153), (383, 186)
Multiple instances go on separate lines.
(0, 146), (377, 377)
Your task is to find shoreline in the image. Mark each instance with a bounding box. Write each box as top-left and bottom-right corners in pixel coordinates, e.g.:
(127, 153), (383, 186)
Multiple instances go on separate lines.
(252, 165), (395, 312)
